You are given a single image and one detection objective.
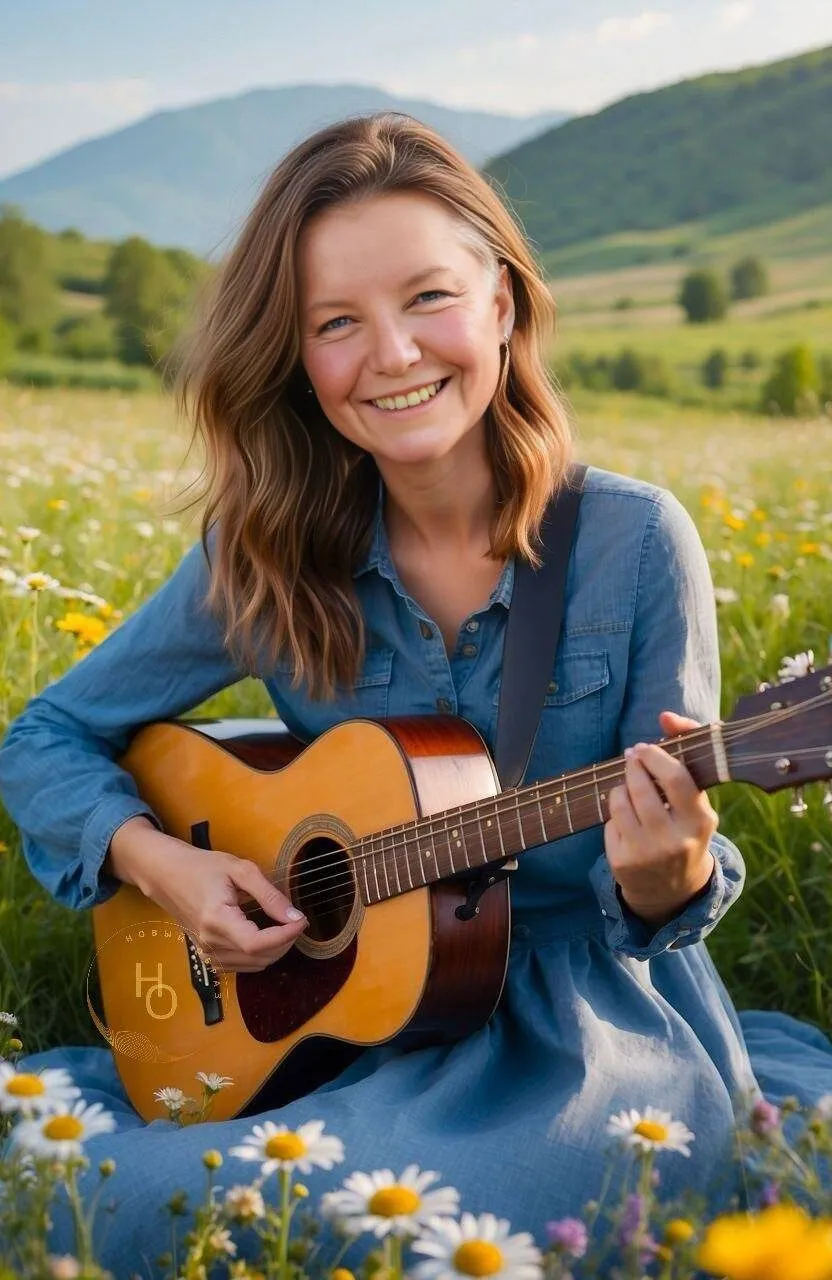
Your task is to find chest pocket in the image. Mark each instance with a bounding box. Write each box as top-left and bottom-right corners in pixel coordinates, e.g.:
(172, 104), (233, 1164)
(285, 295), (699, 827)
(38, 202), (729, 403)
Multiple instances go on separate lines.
(534, 648), (611, 772)
(271, 645), (395, 740)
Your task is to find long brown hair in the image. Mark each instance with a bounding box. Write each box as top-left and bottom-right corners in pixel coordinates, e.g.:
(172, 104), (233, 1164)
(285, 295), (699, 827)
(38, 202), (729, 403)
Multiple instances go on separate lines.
(173, 111), (573, 699)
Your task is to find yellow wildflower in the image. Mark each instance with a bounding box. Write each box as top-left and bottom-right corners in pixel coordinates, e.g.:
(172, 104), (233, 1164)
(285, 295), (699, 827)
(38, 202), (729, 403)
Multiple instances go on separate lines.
(47, 499), (69, 512)
(55, 613), (108, 647)
(754, 531), (772, 547)
(799, 542), (821, 556)
(736, 553), (755, 569)
(665, 1218), (696, 1246)
(723, 513), (746, 532)
(767, 564), (787, 579)
(697, 1204), (832, 1280)
(751, 508), (767, 522)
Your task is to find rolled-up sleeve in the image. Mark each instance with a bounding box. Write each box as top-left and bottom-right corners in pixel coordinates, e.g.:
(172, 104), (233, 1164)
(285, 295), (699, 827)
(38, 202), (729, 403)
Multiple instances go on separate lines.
(588, 490), (745, 960)
(0, 536), (245, 910)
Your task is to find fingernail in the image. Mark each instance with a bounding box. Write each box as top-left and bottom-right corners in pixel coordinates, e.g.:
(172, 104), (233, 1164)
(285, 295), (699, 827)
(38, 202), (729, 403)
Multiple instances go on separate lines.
(624, 747), (634, 760)
(286, 907), (305, 921)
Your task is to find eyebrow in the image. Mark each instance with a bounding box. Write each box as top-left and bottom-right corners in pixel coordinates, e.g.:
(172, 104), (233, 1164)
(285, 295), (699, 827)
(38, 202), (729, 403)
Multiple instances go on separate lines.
(306, 266), (456, 313)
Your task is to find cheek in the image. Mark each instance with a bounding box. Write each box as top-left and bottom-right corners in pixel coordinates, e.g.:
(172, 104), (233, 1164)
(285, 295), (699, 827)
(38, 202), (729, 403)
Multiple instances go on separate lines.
(305, 344), (358, 400)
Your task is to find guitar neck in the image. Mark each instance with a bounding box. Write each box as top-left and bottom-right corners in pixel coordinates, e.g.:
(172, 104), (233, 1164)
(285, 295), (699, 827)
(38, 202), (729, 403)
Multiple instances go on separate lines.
(355, 723), (727, 905)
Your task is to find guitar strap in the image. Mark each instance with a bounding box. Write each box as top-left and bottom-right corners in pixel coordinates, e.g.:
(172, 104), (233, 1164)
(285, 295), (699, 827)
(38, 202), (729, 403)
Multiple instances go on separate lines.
(493, 461), (588, 790)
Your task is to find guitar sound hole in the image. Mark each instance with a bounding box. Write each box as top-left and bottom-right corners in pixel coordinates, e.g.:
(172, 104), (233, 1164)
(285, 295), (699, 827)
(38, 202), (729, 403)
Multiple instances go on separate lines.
(293, 839), (356, 942)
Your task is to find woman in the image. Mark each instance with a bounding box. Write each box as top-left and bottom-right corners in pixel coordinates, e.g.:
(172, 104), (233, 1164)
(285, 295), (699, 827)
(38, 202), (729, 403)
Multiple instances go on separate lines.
(0, 112), (830, 1273)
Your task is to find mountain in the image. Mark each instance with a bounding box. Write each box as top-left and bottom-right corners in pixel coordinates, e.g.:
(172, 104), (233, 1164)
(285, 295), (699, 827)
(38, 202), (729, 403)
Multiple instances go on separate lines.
(484, 45), (832, 256)
(0, 85), (567, 254)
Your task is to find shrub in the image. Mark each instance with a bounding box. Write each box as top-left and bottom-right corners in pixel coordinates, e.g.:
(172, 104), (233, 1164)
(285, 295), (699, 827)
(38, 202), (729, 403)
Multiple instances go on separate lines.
(611, 348), (672, 396)
(702, 348), (729, 389)
(739, 348), (762, 371)
(678, 270), (729, 323)
(0, 313), (14, 373)
(613, 296), (635, 310)
(55, 313), (118, 362)
(730, 255), (769, 301)
(761, 344), (819, 416)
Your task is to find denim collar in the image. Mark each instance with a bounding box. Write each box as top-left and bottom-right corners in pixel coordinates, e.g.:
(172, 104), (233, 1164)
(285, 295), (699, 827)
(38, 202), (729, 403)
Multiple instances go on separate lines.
(353, 482), (514, 610)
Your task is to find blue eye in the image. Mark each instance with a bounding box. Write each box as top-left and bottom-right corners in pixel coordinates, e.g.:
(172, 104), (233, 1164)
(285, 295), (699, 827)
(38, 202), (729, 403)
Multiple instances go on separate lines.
(318, 290), (450, 334)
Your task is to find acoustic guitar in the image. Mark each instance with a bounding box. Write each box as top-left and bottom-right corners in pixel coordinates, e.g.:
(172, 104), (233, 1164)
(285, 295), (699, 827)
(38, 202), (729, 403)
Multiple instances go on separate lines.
(90, 661), (832, 1122)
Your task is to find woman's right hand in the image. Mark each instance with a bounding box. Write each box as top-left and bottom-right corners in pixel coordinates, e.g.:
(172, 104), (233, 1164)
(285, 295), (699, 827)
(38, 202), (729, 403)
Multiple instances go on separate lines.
(105, 816), (308, 972)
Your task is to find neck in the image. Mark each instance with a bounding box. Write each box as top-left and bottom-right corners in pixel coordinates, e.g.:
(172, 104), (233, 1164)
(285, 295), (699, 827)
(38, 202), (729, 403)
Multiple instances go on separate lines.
(376, 423), (497, 557)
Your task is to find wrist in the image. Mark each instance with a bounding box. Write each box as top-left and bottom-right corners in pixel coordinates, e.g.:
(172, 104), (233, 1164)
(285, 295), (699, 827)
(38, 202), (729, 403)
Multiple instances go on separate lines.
(617, 853), (716, 929)
(104, 815), (166, 894)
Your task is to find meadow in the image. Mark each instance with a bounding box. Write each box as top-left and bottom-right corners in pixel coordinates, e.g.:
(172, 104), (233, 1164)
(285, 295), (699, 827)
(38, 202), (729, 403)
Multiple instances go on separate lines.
(0, 375), (830, 1058)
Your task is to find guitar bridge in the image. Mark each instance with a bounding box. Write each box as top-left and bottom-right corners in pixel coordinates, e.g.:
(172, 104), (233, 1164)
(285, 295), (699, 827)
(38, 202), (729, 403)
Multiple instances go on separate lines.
(185, 933), (223, 1026)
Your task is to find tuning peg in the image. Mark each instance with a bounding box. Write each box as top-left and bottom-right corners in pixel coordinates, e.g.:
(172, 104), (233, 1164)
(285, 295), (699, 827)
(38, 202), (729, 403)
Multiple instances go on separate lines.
(790, 787), (808, 817)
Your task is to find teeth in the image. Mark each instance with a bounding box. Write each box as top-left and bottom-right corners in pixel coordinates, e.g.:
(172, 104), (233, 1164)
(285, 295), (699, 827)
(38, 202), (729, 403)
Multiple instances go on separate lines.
(371, 380), (444, 411)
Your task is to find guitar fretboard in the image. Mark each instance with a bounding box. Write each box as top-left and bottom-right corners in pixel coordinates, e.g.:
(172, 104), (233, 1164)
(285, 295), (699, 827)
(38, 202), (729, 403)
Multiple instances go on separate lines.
(353, 731), (721, 904)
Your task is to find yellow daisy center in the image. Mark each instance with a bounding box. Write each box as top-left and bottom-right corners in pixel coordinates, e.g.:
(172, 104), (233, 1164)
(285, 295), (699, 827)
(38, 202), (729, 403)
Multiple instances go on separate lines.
(265, 1132), (306, 1161)
(453, 1241), (505, 1277)
(6, 1074), (46, 1097)
(43, 1115), (84, 1141)
(368, 1186), (421, 1217)
(634, 1120), (669, 1143)
(664, 1219), (695, 1246)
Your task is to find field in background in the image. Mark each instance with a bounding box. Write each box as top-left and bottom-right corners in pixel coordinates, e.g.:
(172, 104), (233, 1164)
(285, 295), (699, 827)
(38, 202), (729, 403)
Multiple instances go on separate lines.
(0, 382), (830, 1053)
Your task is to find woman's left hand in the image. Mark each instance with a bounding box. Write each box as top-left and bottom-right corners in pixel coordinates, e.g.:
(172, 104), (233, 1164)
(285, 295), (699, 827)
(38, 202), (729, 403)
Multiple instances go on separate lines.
(604, 710), (718, 929)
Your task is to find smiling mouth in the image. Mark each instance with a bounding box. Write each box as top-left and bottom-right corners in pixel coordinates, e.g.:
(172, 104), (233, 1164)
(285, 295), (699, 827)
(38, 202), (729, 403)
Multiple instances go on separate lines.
(367, 377), (451, 413)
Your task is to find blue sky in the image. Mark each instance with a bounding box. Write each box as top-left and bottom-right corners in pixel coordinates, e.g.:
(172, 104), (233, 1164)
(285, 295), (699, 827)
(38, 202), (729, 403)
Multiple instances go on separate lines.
(1, 0), (830, 178)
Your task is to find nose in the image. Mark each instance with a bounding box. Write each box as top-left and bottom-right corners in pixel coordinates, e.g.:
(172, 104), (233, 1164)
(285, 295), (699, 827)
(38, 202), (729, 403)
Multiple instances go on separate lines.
(366, 316), (422, 377)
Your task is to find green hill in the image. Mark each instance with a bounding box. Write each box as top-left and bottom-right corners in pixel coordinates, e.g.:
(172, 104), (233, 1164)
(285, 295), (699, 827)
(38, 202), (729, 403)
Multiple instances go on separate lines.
(485, 45), (832, 255)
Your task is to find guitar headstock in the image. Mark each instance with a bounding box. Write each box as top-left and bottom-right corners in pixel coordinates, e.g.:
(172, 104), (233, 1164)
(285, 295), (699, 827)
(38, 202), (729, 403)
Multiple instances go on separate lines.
(724, 653), (832, 813)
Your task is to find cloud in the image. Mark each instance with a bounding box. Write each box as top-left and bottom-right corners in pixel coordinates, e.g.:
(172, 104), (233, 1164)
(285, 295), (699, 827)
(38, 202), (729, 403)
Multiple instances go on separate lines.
(596, 10), (673, 44)
(717, 0), (755, 30)
(0, 78), (153, 111)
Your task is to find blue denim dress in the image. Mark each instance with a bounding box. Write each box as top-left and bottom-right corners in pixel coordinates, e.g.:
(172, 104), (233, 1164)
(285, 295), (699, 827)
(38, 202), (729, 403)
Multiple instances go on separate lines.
(1, 465), (830, 1272)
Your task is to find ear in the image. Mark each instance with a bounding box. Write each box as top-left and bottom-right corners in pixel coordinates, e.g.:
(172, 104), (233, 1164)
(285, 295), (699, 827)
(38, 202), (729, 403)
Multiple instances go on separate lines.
(496, 260), (515, 339)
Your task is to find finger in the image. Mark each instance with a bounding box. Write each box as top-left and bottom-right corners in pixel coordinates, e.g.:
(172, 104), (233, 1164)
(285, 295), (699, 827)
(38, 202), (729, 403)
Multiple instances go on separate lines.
(658, 710), (702, 736)
(232, 859), (307, 928)
(622, 750), (673, 830)
(627, 742), (700, 813)
(607, 783), (641, 844)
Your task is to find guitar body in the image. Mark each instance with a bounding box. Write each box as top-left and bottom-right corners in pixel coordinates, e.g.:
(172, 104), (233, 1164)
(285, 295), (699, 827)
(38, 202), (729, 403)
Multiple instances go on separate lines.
(91, 716), (511, 1122)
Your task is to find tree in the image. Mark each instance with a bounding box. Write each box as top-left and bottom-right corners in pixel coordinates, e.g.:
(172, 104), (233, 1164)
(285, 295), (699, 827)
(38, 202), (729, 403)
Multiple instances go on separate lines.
(104, 236), (193, 365)
(0, 205), (58, 342)
(0, 313), (14, 374)
(678, 270), (728, 323)
(761, 344), (819, 415)
(730, 256), (769, 301)
(702, 348), (729, 389)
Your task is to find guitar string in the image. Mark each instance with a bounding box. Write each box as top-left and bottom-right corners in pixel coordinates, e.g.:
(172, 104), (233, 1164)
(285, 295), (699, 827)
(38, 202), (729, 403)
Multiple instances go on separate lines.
(230, 685), (832, 919)
(279, 742), (832, 920)
(262, 685), (832, 898)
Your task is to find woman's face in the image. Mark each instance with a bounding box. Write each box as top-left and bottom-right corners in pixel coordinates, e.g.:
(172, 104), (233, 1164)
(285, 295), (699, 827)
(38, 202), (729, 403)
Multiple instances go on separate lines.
(297, 190), (514, 469)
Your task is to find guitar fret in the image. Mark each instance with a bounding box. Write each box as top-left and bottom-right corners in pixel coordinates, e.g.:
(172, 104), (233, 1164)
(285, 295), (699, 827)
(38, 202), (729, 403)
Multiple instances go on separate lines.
(562, 781), (574, 833)
(403, 831), (414, 890)
(495, 800), (506, 857)
(380, 837), (391, 898)
(592, 764), (605, 823)
(446, 820), (459, 877)
(532, 788), (546, 843)
(390, 833), (402, 895)
(371, 847), (381, 902)
(458, 811), (471, 869)
(475, 811), (489, 864)
(514, 792), (527, 849)
(359, 846), (371, 903)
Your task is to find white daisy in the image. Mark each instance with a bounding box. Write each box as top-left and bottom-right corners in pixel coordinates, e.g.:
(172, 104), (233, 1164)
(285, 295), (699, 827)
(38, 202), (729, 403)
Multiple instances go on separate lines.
(606, 1106), (695, 1157)
(0, 1064), (80, 1116)
(713, 587), (739, 605)
(16, 526), (42, 543)
(229, 1119), (344, 1176)
(195, 1071), (234, 1093)
(778, 650), (814, 681)
(21, 572), (61, 593)
(207, 1227), (236, 1257)
(154, 1086), (194, 1113)
(412, 1212), (543, 1280)
(0, 1012), (18, 1026)
(224, 1183), (266, 1222)
(320, 1165), (459, 1239)
(13, 1100), (115, 1160)
(814, 1094), (832, 1121)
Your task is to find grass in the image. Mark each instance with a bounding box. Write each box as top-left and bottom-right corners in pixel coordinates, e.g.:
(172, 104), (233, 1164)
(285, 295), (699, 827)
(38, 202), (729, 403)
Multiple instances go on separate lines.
(0, 381), (831, 1053)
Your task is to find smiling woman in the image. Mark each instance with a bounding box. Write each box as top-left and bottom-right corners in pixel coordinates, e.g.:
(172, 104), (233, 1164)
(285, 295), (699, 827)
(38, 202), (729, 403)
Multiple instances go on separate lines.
(0, 111), (830, 1274)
